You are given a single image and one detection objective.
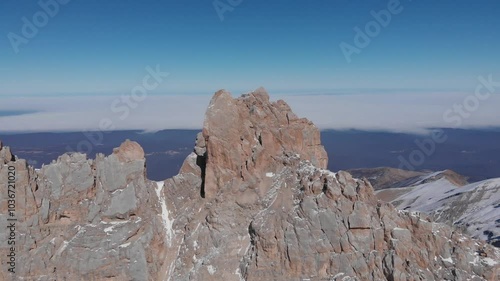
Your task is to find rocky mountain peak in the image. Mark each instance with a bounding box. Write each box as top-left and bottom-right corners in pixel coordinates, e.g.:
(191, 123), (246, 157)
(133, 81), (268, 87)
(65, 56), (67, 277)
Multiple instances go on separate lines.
(0, 139), (14, 164)
(112, 139), (145, 162)
(0, 90), (499, 280)
(197, 88), (328, 199)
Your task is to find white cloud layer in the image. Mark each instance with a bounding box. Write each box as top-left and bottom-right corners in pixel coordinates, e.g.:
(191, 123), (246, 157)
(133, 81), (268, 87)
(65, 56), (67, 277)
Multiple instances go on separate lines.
(1, 91), (499, 134)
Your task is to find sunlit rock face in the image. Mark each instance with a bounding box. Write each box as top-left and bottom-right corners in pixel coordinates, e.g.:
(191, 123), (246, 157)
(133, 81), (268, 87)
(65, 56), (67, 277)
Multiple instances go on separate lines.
(199, 87), (327, 200)
(0, 88), (498, 281)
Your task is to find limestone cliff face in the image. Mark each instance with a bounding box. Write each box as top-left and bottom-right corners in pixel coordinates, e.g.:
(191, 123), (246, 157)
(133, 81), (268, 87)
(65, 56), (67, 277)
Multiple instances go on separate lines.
(0, 140), (169, 281)
(0, 89), (498, 281)
(197, 88), (328, 199)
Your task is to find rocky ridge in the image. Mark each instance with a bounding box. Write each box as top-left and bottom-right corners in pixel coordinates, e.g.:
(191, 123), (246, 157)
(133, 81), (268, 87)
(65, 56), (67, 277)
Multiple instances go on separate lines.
(0, 88), (498, 280)
(349, 167), (469, 191)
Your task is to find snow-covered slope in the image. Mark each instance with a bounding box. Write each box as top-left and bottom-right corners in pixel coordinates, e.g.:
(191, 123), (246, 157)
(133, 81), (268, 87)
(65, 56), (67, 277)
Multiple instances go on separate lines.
(377, 177), (500, 247)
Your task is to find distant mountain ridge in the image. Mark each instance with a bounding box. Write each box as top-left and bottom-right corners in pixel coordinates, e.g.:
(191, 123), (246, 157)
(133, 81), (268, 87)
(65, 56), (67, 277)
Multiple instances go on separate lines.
(349, 167), (469, 190)
(351, 167), (499, 248)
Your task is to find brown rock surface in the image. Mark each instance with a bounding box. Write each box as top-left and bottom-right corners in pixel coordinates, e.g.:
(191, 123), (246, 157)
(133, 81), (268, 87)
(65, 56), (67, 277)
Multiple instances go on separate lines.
(0, 89), (498, 281)
(0, 140), (14, 164)
(200, 88), (328, 199)
(113, 139), (145, 162)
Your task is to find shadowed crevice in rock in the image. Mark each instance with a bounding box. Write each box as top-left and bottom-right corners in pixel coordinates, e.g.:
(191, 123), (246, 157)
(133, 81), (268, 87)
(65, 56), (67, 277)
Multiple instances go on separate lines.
(196, 153), (207, 198)
(193, 131), (208, 198)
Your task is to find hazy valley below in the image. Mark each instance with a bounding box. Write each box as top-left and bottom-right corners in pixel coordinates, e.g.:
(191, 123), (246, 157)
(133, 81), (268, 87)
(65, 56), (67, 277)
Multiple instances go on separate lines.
(2, 128), (499, 182)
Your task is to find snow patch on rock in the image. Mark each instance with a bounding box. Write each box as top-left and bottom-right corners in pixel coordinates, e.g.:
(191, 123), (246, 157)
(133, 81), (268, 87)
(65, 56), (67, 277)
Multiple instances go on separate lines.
(207, 265), (216, 275)
(156, 181), (174, 246)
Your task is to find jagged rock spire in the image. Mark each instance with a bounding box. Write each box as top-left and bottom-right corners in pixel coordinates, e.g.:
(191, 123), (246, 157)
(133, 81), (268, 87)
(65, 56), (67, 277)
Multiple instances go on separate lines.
(198, 88), (328, 198)
(0, 139), (14, 164)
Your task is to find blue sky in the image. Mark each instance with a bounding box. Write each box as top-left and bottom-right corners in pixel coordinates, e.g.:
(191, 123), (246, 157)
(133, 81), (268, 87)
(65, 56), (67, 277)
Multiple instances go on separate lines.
(1, 0), (499, 96)
(1, 0), (500, 133)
